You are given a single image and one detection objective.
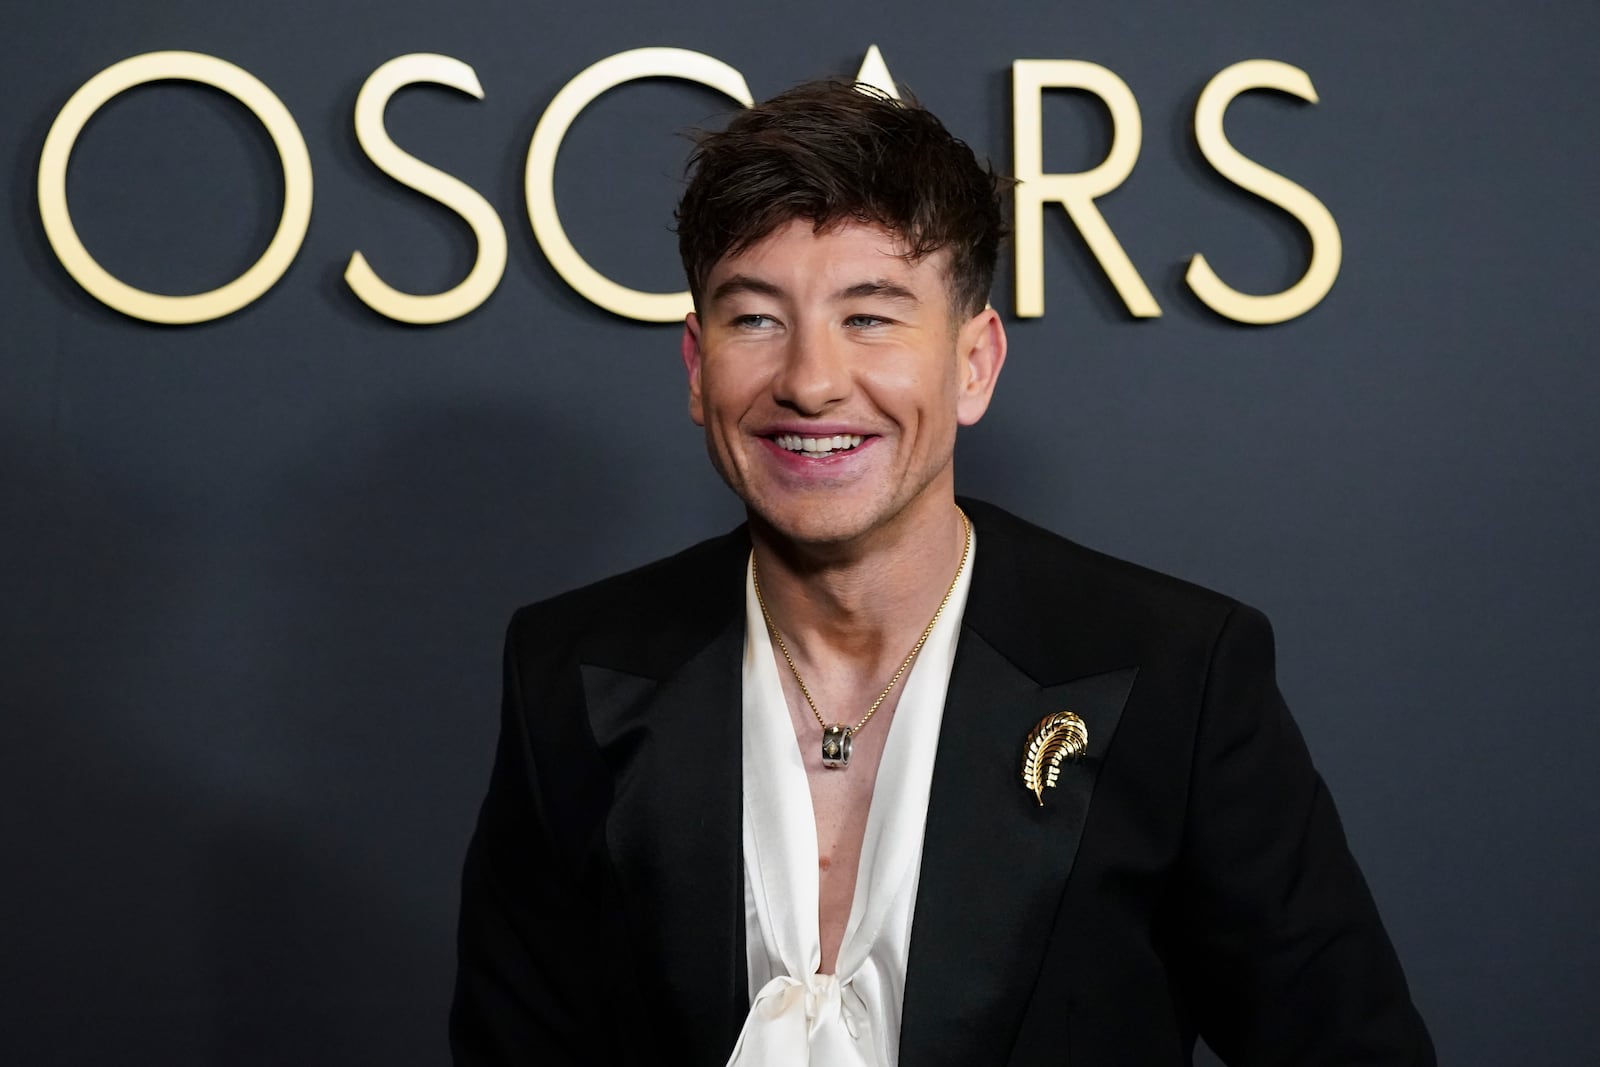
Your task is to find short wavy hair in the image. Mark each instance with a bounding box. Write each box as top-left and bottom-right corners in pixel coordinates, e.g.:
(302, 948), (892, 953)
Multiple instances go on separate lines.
(675, 81), (1007, 319)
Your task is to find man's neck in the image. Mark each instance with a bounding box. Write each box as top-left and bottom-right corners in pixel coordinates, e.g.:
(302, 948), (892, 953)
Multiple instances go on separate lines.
(749, 494), (968, 673)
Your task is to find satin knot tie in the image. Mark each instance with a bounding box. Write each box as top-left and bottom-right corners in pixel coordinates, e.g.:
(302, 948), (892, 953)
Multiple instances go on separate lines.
(727, 973), (873, 1066)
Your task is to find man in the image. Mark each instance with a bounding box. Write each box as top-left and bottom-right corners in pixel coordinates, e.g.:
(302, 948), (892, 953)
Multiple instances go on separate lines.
(451, 82), (1433, 1065)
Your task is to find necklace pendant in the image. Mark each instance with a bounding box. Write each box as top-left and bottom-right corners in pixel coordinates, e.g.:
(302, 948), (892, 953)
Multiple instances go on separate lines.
(821, 725), (852, 769)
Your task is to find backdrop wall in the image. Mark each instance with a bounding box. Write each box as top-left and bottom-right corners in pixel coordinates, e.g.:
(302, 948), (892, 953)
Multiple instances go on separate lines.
(4, 2), (1596, 1063)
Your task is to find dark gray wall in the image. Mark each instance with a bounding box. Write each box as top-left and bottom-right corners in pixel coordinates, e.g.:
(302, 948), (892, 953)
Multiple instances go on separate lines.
(3, 2), (1596, 1063)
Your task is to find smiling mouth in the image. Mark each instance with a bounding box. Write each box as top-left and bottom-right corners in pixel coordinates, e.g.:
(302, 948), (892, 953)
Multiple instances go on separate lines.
(770, 433), (866, 457)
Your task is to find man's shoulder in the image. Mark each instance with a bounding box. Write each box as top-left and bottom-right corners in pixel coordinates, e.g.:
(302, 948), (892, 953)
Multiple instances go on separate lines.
(507, 524), (750, 676)
(960, 498), (1254, 675)
(963, 498), (1240, 613)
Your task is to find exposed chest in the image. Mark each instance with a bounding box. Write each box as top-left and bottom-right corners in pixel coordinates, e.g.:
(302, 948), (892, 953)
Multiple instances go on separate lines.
(775, 666), (905, 971)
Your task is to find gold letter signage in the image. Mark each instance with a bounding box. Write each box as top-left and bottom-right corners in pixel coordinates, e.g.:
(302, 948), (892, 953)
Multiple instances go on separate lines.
(38, 47), (1341, 327)
(347, 54), (508, 325)
(524, 48), (753, 323)
(37, 51), (313, 325)
(1186, 60), (1343, 325)
(1012, 59), (1160, 319)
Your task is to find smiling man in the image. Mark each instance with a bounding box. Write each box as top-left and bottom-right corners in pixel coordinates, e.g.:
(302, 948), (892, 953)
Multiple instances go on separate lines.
(451, 82), (1433, 1066)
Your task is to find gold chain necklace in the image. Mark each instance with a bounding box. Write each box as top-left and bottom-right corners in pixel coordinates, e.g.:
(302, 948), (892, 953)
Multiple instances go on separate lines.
(751, 507), (972, 769)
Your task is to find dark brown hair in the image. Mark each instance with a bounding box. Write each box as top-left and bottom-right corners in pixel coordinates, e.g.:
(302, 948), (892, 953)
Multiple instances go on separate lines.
(675, 81), (1007, 318)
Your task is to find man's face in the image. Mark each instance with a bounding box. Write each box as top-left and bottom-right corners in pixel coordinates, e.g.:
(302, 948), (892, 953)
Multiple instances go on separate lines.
(681, 218), (1006, 550)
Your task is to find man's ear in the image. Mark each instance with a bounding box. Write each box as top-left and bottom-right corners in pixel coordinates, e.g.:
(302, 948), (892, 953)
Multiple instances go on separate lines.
(682, 312), (706, 427)
(955, 307), (1007, 426)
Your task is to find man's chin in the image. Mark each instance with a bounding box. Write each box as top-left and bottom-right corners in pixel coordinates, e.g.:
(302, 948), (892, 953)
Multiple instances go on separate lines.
(738, 473), (956, 555)
(744, 499), (880, 552)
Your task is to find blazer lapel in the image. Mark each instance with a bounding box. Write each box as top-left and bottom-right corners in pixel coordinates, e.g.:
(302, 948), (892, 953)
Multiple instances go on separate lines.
(900, 503), (1139, 1065)
(577, 535), (751, 1064)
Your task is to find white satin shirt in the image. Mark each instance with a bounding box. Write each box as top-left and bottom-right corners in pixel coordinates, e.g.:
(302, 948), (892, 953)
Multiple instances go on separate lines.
(726, 534), (976, 1067)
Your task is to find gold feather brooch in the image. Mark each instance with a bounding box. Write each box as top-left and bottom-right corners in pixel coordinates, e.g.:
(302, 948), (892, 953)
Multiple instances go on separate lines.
(1022, 711), (1088, 806)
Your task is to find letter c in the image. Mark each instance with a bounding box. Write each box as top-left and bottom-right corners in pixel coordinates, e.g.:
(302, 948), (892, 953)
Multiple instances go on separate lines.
(37, 51), (313, 325)
(525, 48), (753, 323)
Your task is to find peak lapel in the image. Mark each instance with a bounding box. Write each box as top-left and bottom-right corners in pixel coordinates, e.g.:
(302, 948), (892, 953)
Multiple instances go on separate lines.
(901, 502), (1140, 1065)
(900, 626), (1136, 1065)
(578, 534), (751, 1065)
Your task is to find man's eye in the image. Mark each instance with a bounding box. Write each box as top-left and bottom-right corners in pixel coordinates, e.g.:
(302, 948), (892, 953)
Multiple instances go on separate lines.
(733, 314), (777, 329)
(844, 314), (888, 328)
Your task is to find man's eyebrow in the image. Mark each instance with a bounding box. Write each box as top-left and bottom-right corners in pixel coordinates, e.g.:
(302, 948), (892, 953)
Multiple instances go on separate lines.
(834, 280), (920, 305)
(706, 275), (922, 307)
(707, 274), (784, 304)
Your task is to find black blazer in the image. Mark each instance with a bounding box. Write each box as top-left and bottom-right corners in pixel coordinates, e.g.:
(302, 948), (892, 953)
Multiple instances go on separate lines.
(451, 499), (1433, 1065)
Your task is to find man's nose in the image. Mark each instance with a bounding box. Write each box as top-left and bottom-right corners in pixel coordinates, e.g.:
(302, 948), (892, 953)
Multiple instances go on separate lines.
(772, 324), (849, 414)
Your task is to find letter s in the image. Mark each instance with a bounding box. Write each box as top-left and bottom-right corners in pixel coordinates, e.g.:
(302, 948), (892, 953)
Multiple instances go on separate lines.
(1187, 60), (1343, 325)
(346, 54), (507, 324)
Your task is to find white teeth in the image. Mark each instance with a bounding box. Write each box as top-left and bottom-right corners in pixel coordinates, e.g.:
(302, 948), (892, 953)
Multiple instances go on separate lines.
(774, 433), (864, 455)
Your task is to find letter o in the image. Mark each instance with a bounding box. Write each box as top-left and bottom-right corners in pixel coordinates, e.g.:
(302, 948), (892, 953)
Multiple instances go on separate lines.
(526, 48), (752, 322)
(37, 51), (313, 325)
